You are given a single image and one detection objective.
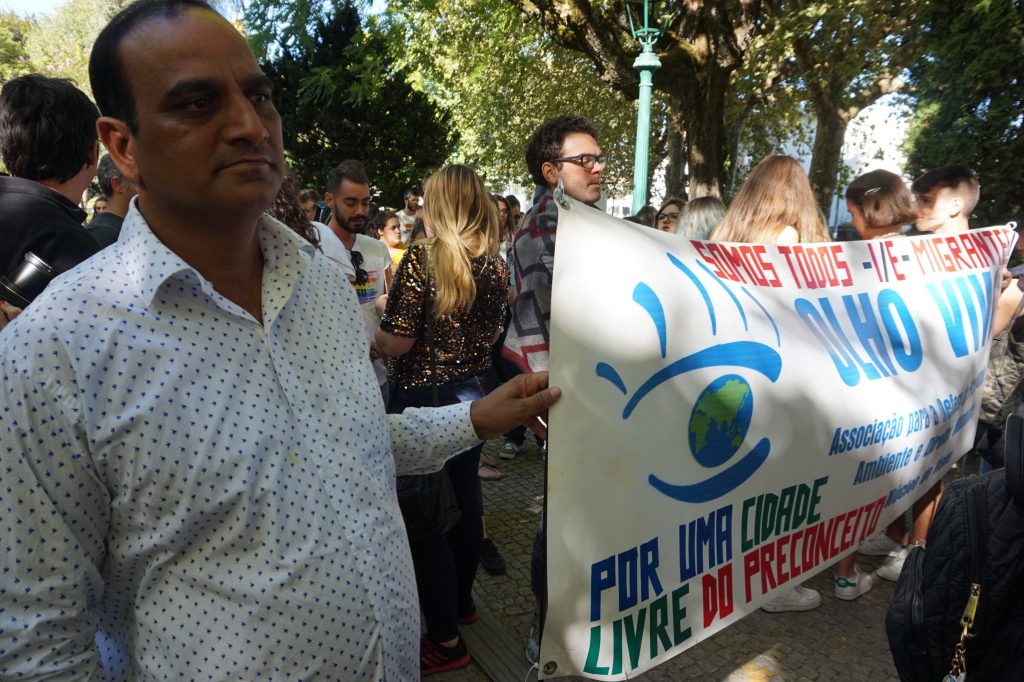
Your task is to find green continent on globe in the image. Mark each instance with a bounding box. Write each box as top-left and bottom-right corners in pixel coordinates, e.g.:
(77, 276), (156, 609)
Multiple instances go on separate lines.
(690, 378), (752, 455)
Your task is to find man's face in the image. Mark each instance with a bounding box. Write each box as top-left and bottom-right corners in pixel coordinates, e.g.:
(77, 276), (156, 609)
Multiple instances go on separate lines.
(404, 193), (419, 212)
(914, 186), (960, 233)
(544, 131), (603, 204)
(327, 179), (371, 234)
(105, 9), (284, 222)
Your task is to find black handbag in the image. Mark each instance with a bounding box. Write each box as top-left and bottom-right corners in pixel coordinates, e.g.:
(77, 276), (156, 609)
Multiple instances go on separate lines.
(391, 245), (462, 541)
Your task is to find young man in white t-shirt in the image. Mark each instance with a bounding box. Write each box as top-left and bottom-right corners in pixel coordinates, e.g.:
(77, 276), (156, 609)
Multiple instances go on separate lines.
(324, 160), (393, 393)
(395, 188), (419, 243)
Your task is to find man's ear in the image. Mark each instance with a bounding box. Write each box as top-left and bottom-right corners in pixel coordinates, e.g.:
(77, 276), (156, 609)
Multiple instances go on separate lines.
(949, 196), (963, 218)
(111, 174), (127, 195)
(541, 161), (559, 188)
(97, 116), (141, 184)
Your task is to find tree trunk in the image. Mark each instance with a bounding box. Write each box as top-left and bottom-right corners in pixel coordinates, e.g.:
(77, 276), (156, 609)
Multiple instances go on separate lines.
(727, 104), (753, 198)
(679, 67), (730, 199)
(807, 108), (849, 221)
(664, 108), (688, 200)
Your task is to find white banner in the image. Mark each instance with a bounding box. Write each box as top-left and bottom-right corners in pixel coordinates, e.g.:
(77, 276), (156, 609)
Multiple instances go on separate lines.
(542, 197), (1014, 679)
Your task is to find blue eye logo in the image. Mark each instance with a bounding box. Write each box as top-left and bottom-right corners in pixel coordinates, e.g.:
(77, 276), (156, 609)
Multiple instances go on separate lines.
(595, 253), (782, 503)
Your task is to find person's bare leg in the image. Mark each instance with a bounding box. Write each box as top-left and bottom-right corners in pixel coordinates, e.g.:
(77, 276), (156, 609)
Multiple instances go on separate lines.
(835, 554), (857, 578)
(912, 482), (942, 543)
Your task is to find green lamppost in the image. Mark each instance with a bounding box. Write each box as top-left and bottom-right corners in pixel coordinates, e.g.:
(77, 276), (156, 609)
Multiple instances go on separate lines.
(627, 0), (664, 214)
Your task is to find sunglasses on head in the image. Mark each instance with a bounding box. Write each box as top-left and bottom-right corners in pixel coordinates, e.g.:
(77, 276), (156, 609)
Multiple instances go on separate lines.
(351, 250), (369, 285)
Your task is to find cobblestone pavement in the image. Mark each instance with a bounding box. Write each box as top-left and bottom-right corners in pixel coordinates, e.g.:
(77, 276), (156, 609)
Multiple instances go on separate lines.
(438, 437), (931, 682)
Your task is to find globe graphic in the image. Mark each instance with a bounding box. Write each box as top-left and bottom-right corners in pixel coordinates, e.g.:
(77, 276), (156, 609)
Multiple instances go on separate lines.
(688, 374), (753, 468)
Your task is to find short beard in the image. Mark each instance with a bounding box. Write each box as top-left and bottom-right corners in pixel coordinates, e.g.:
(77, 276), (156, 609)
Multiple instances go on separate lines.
(332, 203), (361, 234)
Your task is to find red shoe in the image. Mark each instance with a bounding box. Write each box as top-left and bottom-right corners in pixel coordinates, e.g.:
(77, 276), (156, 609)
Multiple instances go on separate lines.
(421, 635), (471, 676)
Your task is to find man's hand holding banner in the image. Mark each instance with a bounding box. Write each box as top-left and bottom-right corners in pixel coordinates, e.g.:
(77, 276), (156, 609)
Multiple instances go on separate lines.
(543, 198), (1015, 679)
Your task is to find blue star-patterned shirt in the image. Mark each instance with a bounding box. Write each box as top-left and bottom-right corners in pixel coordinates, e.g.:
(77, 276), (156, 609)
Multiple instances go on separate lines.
(0, 203), (480, 680)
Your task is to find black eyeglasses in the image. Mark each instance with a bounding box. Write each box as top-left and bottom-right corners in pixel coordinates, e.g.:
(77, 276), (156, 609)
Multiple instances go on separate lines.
(351, 250), (369, 285)
(552, 153), (606, 170)
(656, 211), (680, 223)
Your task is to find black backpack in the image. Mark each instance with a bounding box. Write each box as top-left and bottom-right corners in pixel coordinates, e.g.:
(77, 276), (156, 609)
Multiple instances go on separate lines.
(886, 414), (1024, 681)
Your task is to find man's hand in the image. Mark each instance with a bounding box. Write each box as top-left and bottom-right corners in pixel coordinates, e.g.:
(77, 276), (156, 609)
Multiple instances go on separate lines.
(1000, 267), (1013, 292)
(369, 339), (383, 361)
(470, 371), (561, 440)
(0, 301), (21, 331)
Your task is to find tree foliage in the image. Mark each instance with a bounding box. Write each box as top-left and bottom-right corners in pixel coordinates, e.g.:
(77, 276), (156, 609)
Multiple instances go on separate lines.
(379, 0), (651, 197)
(23, 0), (124, 96)
(757, 0), (919, 213)
(0, 11), (35, 83)
(904, 0), (1024, 226)
(250, 0), (455, 204)
(514, 0), (766, 200)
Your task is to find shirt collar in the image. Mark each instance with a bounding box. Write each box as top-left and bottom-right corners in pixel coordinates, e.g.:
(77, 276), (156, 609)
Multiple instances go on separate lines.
(118, 198), (315, 307)
(0, 175), (88, 223)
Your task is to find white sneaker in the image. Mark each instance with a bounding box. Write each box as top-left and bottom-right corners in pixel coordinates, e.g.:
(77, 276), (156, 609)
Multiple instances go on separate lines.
(834, 568), (874, 600)
(499, 441), (520, 460)
(525, 613), (540, 664)
(876, 547), (910, 582)
(760, 585), (822, 613)
(859, 533), (903, 556)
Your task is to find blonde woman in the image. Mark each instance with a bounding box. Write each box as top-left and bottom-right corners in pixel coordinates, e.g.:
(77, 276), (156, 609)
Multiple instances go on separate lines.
(710, 155), (830, 245)
(375, 164), (508, 676)
(712, 155), (872, 609)
(677, 195), (726, 240)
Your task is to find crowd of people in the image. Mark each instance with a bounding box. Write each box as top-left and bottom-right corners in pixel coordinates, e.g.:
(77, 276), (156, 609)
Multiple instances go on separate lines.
(0, 0), (1019, 679)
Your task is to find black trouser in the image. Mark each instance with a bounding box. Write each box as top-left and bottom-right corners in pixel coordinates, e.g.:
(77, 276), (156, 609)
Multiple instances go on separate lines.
(390, 371), (496, 641)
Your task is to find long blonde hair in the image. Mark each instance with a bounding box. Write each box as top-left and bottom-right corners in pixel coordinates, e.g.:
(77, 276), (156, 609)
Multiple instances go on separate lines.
(422, 164), (501, 318)
(711, 155), (829, 244)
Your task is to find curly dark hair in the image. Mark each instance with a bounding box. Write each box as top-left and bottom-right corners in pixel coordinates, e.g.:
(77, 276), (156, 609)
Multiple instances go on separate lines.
(269, 168), (321, 250)
(525, 115), (598, 187)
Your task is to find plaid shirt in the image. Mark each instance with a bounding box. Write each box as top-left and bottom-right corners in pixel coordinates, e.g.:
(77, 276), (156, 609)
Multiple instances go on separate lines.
(502, 185), (559, 373)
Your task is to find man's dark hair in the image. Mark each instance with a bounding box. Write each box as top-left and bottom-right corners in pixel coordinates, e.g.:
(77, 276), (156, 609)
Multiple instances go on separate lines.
(0, 74), (99, 183)
(89, 0), (216, 132)
(525, 115), (599, 187)
(911, 164), (981, 214)
(325, 159), (369, 193)
(96, 154), (124, 197)
(402, 188), (417, 200)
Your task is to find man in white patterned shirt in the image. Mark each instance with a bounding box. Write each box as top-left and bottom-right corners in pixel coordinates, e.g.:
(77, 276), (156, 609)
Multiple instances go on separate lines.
(0, 1), (558, 679)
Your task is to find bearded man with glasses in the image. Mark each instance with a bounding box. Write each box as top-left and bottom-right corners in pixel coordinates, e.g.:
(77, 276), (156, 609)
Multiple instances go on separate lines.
(501, 114), (605, 663)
